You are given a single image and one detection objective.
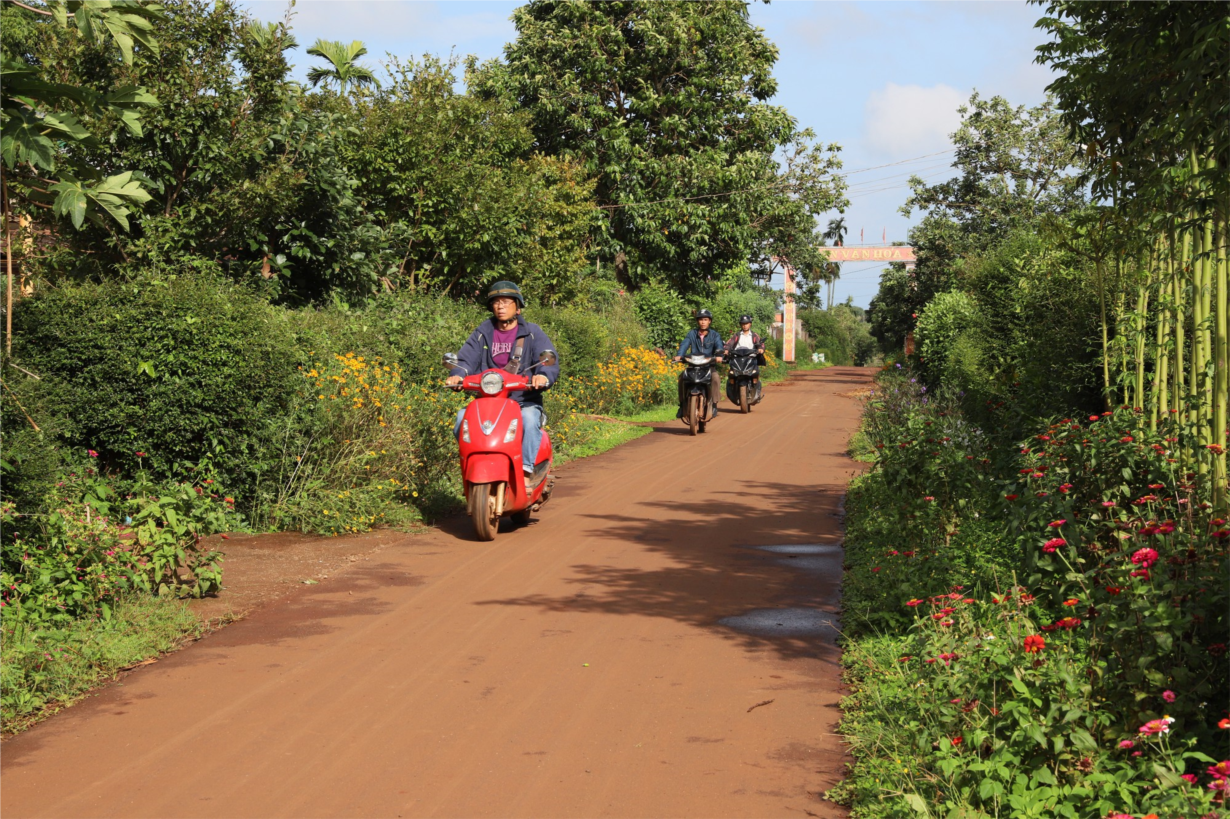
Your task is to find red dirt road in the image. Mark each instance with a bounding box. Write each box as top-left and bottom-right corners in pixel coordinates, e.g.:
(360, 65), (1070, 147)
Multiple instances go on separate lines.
(1, 367), (874, 819)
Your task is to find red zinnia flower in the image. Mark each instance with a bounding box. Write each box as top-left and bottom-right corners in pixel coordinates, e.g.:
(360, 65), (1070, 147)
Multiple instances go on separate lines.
(906, 599), (923, 607)
(1042, 538), (1065, 553)
(1063, 598), (1079, 606)
(1131, 547), (1159, 568)
(1105, 586), (1122, 595)
(1004, 494), (1018, 501)
(1048, 519), (1066, 528)
(1023, 635), (1045, 653)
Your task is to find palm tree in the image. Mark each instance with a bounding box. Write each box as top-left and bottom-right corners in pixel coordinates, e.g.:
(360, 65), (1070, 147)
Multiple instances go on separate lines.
(306, 39), (378, 94)
(823, 216), (848, 248)
(821, 217), (848, 309)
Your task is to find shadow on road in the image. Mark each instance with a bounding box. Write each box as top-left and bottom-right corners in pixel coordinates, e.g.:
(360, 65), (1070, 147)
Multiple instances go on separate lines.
(476, 481), (847, 666)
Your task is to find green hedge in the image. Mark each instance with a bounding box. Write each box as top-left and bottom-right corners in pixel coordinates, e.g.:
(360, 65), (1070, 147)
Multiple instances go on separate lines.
(13, 276), (302, 501)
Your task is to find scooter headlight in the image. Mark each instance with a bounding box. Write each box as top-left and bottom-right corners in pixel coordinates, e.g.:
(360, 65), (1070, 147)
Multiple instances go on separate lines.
(503, 417), (519, 443)
(461, 419), (470, 443)
(480, 372), (505, 396)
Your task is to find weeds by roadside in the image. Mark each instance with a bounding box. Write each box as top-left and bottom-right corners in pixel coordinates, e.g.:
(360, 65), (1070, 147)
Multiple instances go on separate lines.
(1, 594), (203, 734)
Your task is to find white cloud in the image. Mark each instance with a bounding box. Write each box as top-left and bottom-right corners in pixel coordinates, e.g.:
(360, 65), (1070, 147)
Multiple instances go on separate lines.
(862, 82), (966, 158)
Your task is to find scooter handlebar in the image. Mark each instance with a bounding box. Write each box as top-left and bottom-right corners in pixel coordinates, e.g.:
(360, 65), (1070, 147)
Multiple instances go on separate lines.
(443, 371), (544, 393)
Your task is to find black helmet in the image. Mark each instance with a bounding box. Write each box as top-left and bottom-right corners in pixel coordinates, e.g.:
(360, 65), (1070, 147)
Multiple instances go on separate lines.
(487, 280), (524, 308)
(695, 308), (713, 320)
(739, 314), (753, 325)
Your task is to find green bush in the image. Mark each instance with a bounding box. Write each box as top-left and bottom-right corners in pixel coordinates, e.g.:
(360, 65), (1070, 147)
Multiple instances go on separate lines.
(799, 309), (854, 365)
(12, 276), (301, 503)
(536, 304), (611, 377)
(633, 281), (691, 351)
(710, 273), (779, 340)
(915, 290), (979, 385)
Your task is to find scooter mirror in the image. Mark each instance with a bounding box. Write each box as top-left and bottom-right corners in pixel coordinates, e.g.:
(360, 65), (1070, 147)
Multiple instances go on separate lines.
(537, 349), (558, 367)
(442, 352), (460, 369)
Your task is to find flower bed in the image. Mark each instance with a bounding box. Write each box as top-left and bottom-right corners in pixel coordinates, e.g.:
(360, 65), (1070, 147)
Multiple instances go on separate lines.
(833, 368), (1228, 818)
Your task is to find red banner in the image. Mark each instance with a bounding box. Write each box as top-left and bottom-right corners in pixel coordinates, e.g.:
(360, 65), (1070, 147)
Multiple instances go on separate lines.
(822, 246), (915, 263)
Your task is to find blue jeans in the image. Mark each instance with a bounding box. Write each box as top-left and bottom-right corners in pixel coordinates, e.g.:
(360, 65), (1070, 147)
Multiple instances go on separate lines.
(454, 404), (545, 475)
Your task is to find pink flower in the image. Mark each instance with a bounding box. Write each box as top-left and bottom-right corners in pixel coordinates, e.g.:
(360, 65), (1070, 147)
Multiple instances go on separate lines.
(1162, 690), (1176, 703)
(87, 449), (99, 458)
(1138, 717), (1174, 735)
(1181, 774), (1198, 784)
(1101, 500), (1116, 507)
(906, 599), (923, 607)
(1042, 538), (1065, 553)
(1048, 519), (1066, 528)
(1117, 740), (1134, 749)
(1131, 547), (1159, 568)
(1210, 778), (1230, 795)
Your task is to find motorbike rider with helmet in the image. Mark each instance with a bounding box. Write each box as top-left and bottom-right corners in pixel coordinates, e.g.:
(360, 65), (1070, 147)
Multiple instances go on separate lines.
(446, 281), (560, 481)
(724, 314), (766, 401)
(673, 309), (724, 420)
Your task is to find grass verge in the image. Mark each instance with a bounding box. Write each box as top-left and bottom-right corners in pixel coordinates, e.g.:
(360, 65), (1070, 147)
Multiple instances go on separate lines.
(611, 403), (679, 423)
(555, 417), (653, 464)
(2, 595), (204, 735)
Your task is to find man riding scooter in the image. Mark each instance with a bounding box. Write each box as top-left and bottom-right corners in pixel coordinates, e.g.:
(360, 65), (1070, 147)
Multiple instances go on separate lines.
(446, 281), (560, 485)
(724, 314), (766, 407)
(673, 309), (724, 420)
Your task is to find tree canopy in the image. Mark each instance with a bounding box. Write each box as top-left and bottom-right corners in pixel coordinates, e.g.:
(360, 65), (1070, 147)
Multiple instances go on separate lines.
(474, 0), (846, 292)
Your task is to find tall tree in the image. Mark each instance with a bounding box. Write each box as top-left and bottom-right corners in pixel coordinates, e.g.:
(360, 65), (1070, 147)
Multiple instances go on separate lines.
(474, 0), (845, 294)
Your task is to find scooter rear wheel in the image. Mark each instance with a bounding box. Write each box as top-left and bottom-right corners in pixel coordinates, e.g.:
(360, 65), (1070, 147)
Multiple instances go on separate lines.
(688, 394), (700, 436)
(739, 384), (750, 414)
(469, 482), (499, 541)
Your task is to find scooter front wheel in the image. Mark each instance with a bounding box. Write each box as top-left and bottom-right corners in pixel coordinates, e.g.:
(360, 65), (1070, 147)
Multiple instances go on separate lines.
(469, 482), (499, 541)
(688, 394), (701, 436)
(739, 383), (750, 413)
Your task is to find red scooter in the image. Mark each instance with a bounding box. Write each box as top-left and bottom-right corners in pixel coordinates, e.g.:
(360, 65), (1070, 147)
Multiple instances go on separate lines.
(443, 350), (557, 541)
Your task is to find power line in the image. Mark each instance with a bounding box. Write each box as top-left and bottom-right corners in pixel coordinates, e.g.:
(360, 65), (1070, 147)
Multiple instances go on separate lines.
(840, 149), (955, 177)
(596, 149), (957, 210)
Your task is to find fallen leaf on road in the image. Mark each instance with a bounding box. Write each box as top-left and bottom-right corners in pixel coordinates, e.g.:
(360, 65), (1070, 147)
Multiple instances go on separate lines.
(747, 699), (775, 713)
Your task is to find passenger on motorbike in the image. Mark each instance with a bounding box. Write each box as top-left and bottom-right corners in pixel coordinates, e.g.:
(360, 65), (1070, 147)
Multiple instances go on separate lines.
(724, 314), (766, 399)
(446, 281), (560, 480)
(673, 309), (724, 420)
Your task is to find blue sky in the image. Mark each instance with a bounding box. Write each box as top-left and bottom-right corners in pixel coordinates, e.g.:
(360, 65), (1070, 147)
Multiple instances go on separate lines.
(240, 0), (1057, 307)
